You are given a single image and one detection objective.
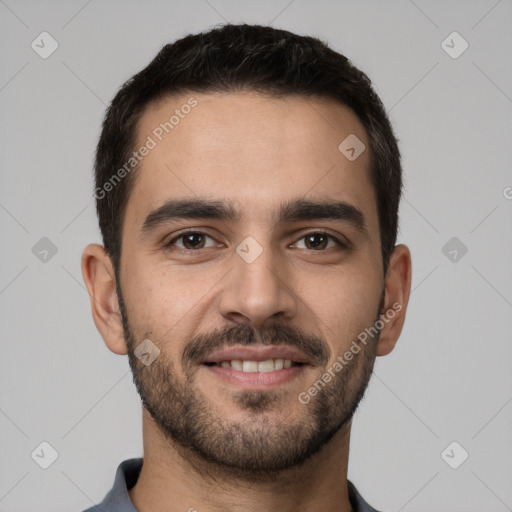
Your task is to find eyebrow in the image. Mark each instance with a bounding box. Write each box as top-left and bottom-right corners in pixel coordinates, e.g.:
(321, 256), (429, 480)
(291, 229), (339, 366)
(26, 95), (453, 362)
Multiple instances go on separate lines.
(140, 197), (367, 235)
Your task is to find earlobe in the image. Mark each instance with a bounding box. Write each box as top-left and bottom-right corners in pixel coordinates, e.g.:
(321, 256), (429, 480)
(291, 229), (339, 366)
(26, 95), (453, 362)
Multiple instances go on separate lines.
(81, 244), (128, 355)
(376, 244), (412, 357)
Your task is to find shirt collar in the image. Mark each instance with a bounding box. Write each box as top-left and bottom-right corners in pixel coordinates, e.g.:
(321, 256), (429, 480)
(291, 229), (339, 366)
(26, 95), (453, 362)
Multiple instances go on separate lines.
(85, 457), (382, 512)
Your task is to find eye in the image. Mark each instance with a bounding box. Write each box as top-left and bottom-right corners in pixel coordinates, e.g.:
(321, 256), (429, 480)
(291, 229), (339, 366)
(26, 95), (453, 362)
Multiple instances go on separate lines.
(292, 231), (346, 251)
(164, 231), (218, 251)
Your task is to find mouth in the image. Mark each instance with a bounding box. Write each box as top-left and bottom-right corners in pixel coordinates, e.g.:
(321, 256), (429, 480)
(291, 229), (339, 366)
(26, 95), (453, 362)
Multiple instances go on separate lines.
(200, 346), (311, 389)
(203, 358), (304, 372)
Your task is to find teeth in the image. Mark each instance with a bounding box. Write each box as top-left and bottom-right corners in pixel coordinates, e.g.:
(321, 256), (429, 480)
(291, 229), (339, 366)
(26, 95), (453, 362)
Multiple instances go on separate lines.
(231, 359), (243, 370)
(258, 359), (275, 372)
(216, 359), (296, 372)
(242, 360), (258, 372)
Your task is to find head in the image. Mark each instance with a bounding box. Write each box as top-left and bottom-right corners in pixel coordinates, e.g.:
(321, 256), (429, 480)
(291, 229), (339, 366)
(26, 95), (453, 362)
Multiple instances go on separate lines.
(82, 23), (411, 480)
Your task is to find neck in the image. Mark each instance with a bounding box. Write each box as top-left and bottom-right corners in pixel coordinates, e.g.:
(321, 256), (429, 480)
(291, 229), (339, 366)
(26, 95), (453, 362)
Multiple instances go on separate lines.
(128, 409), (354, 512)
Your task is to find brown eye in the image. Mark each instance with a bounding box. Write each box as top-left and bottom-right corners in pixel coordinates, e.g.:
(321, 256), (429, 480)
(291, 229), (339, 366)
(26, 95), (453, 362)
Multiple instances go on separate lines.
(305, 233), (329, 250)
(181, 233), (206, 249)
(165, 232), (217, 251)
(294, 232), (344, 251)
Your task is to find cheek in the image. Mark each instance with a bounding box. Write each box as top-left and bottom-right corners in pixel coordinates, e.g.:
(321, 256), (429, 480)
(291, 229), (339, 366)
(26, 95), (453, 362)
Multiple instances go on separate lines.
(122, 262), (215, 357)
(125, 255), (199, 319)
(305, 266), (382, 358)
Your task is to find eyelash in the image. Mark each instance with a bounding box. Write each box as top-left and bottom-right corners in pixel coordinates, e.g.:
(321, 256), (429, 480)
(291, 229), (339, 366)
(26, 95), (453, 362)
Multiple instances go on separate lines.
(163, 230), (348, 253)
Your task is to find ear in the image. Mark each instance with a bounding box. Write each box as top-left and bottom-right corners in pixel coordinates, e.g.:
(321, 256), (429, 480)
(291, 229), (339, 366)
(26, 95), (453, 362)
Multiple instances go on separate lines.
(81, 243), (128, 355)
(376, 244), (412, 357)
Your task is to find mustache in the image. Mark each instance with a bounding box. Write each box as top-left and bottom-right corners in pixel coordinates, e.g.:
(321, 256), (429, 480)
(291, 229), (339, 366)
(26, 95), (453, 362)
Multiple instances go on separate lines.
(182, 323), (331, 368)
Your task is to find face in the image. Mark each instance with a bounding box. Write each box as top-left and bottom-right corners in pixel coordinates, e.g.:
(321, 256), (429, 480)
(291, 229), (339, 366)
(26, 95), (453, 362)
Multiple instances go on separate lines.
(114, 92), (389, 477)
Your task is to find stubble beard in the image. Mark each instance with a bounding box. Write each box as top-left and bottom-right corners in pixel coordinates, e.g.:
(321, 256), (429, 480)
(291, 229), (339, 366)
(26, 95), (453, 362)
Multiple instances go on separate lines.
(118, 283), (381, 481)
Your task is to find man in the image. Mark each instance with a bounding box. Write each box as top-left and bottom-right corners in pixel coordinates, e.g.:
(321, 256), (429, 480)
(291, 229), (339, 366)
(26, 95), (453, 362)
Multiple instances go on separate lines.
(81, 23), (411, 512)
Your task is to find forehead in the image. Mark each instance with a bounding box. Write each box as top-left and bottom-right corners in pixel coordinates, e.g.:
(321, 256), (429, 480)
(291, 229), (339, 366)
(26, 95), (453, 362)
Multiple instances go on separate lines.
(125, 91), (377, 231)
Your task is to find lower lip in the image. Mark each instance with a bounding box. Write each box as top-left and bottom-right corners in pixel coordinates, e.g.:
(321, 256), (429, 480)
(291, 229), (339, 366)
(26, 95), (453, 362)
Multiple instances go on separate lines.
(202, 364), (307, 389)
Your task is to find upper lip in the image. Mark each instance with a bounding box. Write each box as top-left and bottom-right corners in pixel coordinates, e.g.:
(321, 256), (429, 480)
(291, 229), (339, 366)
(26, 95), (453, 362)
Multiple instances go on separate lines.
(202, 346), (313, 365)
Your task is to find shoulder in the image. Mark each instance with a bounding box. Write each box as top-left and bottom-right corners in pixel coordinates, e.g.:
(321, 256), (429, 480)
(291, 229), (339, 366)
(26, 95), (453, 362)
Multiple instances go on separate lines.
(79, 458), (143, 512)
(347, 480), (386, 512)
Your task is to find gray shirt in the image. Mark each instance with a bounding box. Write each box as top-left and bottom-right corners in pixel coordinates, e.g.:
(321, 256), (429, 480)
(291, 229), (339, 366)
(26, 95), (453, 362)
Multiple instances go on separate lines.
(82, 458), (383, 512)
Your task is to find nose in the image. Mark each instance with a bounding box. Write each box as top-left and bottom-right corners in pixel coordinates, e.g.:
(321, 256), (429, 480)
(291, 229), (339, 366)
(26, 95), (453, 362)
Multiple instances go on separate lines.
(219, 239), (298, 328)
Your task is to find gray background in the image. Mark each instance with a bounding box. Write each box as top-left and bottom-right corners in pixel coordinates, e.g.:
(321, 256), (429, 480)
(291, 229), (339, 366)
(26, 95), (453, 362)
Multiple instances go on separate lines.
(1, 1), (511, 511)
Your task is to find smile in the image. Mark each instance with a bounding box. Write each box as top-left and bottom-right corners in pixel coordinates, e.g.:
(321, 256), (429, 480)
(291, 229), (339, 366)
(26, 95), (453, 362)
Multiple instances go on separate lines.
(204, 358), (303, 372)
(202, 361), (308, 389)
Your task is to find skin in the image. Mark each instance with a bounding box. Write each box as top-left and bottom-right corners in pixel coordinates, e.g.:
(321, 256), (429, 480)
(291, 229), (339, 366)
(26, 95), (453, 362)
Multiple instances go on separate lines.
(82, 91), (412, 512)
